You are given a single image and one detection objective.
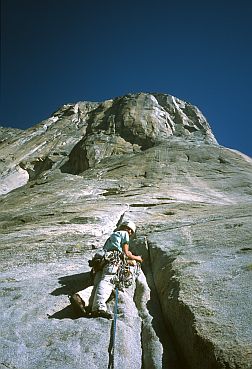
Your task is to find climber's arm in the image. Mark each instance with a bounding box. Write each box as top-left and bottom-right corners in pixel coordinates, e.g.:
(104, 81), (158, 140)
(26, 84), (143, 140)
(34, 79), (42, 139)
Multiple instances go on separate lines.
(123, 243), (143, 263)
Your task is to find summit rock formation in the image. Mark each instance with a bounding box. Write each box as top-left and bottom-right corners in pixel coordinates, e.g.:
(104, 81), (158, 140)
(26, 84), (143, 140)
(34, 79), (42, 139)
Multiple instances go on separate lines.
(0, 92), (252, 369)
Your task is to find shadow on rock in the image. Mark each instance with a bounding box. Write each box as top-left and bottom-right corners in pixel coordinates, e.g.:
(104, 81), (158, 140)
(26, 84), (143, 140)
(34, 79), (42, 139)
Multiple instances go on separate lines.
(49, 271), (94, 320)
(48, 304), (80, 320)
(48, 304), (94, 320)
(51, 271), (93, 296)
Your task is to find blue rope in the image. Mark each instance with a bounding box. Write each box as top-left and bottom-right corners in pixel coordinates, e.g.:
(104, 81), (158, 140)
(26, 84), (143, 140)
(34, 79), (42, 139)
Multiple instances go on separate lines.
(112, 287), (119, 368)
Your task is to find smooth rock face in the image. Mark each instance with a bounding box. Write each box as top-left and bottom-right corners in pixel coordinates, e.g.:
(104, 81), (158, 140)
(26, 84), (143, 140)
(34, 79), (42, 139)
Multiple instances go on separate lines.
(0, 92), (252, 369)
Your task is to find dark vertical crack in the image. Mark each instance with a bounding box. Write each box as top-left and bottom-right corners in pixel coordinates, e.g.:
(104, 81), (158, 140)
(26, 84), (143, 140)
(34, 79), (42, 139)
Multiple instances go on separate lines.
(146, 240), (230, 369)
(138, 237), (188, 369)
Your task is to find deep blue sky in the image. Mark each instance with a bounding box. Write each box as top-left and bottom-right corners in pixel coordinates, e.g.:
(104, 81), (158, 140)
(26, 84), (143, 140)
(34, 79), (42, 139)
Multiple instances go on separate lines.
(1, 0), (251, 157)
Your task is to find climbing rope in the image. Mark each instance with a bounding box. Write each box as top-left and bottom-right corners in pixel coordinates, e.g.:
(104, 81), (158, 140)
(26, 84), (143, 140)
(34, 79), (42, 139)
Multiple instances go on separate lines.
(107, 254), (141, 368)
(113, 287), (119, 368)
(108, 286), (119, 369)
(108, 257), (130, 369)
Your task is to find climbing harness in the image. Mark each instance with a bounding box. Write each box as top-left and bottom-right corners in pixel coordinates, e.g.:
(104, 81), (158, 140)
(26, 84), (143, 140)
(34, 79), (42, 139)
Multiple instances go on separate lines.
(113, 255), (141, 290)
(89, 249), (141, 287)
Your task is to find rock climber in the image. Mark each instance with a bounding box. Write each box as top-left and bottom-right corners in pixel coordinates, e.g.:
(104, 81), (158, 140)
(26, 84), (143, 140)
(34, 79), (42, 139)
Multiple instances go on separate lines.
(70, 221), (143, 319)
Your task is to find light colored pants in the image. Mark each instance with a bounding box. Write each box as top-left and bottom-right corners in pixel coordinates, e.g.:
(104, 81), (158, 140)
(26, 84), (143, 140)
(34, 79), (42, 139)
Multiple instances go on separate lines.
(76, 267), (115, 312)
(91, 264), (118, 312)
(77, 263), (140, 313)
(77, 271), (102, 309)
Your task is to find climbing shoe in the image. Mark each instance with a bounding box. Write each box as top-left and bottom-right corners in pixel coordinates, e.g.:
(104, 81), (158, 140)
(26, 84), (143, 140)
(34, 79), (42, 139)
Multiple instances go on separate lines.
(92, 310), (113, 319)
(69, 293), (86, 316)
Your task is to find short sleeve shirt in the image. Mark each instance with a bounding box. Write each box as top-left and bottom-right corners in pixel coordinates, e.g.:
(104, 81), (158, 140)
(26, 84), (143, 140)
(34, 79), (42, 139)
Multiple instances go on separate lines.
(103, 230), (129, 253)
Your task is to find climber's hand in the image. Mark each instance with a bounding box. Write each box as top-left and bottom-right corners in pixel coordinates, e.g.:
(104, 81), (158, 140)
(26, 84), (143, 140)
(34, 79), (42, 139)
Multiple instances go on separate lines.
(137, 256), (143, 263)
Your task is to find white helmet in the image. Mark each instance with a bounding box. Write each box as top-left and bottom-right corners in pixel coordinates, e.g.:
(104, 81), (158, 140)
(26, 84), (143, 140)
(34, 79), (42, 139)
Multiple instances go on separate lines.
(121, 221), (136, 234)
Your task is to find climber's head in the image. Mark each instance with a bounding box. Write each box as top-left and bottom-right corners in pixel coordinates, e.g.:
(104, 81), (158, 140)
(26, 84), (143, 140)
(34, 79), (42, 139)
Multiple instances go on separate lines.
(119, 221), (136, 235)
